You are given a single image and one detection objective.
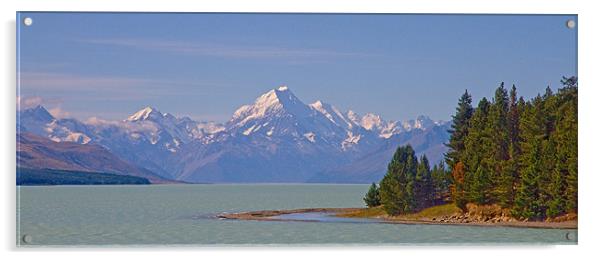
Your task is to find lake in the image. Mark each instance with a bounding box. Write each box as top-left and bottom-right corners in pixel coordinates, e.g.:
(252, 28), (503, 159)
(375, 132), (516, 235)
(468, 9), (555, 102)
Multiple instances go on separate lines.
(16, 184), (577, 246)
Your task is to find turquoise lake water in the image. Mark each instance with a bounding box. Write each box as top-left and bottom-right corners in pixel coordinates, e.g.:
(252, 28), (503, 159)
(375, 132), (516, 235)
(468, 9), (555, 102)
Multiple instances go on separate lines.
(16, 184), (577, 246)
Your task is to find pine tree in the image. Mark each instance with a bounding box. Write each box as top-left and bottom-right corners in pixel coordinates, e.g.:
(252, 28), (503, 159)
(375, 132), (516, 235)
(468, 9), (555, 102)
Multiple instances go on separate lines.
(363, 182), (381, 208)
(508, 85), (520, 148)
(556, 78), (578, 213)
(463, 97), (491, 204)
(486, 83), (511, 205)
(431, 161), (450, 201)
(513, 138), (543, 220)
(379, 153), (405, 215)
(467, 166), (489, 204)
(542, 86), (558, 139)
(539, 137), (558, 216)
(515, 98), (539, 218)
(401, 146), (418, 212)
(514, 91), (556, 219)
(505, 85), (521, 206)
(445, 90), (473, 168)
(546, 162), (565, 218)
(416, 155), (434, 208)
(501, 144), (519, 207)
(379, 145), (422, 215)
(561, 76), (578, 88)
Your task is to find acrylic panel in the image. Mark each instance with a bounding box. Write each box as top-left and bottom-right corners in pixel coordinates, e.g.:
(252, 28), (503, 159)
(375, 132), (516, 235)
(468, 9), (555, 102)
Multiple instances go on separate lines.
(16, 12), (578, 246)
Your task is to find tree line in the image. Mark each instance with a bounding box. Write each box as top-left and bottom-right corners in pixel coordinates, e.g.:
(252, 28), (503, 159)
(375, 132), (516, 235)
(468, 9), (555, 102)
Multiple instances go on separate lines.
(364, 76), (577, 220)
(447, 76), (577, 220)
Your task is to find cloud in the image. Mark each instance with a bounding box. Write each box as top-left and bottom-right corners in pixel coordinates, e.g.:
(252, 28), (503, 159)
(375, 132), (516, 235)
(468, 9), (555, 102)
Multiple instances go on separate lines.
(18, 71), (178, 101)
(19, 72), (152, 91)
(17, 95), (72, 119)
(18, 71), (234, 101)
(77, 38), (375, 61)
(47, 107), (71, 119)
(83, 116), (115, 126)
(84, 116), (160, 133)
(186, 113), (233, 123)
(16, 96), (43, 109)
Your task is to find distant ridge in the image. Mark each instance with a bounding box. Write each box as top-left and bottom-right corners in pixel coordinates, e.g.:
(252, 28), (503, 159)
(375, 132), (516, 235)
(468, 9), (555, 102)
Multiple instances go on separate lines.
(17, 132), (172, 184)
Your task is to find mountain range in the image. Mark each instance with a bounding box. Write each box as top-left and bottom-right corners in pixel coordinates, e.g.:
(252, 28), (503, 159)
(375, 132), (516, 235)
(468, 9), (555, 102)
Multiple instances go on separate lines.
(17, 86), (450, 183)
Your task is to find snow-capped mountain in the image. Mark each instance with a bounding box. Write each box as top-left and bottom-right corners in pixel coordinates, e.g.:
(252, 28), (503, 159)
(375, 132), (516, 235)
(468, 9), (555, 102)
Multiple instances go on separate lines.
(17, 86), (450, 183)
(227, 86), (318, 137)
(18, 105), (59, 136)
(18, 105), (94, 144)
(18, 105), (225, 177)
(224, 86), (377, 151)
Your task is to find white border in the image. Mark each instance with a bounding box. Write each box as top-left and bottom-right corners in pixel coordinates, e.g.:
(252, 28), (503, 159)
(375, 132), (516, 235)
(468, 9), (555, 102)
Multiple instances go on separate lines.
(2, 0), (600, 259)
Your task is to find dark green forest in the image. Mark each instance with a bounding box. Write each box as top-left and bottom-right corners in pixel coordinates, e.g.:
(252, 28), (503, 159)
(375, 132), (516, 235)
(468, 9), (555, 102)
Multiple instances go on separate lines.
(17, 168), (151, 185)
(363, 145), (449, 215)
(364, 76), (577, 221)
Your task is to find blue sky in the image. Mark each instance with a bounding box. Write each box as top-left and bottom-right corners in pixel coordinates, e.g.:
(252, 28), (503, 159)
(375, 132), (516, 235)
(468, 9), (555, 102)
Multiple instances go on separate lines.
(17, 13), (577, 122)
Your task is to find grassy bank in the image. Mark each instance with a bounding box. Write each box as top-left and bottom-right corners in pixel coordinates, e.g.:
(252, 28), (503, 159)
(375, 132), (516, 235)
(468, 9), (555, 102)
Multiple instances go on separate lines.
(219, 203), (576, 229)
(336, 204), (461, 220)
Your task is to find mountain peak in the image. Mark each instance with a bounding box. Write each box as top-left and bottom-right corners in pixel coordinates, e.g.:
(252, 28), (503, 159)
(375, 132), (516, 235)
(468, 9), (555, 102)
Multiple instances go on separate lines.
(403, 115), (435, 130)
(226, 86), (323, 138)
(309, 100), (326, 109)
(231, 85), (310, 123)
(276, 85), (289, 92)
(20, 105), (55, 122)
(361, 113), (383, 130)
(127, 106), (163, 122)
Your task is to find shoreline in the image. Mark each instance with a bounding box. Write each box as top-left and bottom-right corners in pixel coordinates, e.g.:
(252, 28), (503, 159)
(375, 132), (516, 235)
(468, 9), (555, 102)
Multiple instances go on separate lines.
(217, 208), (359, 222)
(217, 208), (578, 229)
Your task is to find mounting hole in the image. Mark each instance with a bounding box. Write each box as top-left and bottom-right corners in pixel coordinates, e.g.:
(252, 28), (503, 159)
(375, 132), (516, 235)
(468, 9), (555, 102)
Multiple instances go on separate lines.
(566, 19), (575, 29)
(23, 17), (33, 26)
(22, 234), (32, 244)
(565, 232), (576, 241)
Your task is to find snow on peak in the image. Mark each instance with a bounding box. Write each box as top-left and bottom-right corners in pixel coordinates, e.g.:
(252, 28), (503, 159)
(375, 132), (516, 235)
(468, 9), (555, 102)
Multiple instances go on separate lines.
(410, 115), (435, 130)
(379, 121), (403, 138)
(346, 110), (361, 125)
(310, 100), (351, 128)
(127, 106), (163, 122)
(309, 100), (330, 114)
(309, 100), (324, 108)
(230, 86), (311, 125)
(303, 132), (316, 143)
(309, 100), (334, 115)
(163, 112), (177, 121)
(361, 113), (383, 130)
(341, 131), (362, 150)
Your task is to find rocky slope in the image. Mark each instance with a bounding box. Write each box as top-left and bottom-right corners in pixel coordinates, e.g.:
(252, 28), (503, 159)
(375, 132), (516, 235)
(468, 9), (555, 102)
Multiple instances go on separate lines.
(17, 132), (171, 183)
